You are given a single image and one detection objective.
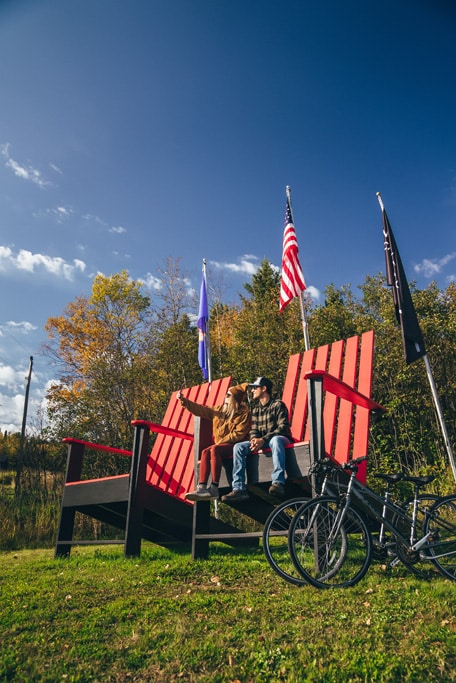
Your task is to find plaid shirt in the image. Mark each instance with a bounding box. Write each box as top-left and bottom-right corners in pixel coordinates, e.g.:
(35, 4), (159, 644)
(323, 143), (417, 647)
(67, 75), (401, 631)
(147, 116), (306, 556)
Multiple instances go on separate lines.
(250, 398), (292, 443)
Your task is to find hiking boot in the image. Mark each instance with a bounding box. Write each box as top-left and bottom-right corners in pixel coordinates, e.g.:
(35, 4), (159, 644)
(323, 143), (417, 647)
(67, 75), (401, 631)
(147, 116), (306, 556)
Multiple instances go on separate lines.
(269, 482), (286, 498)
(185, 484), (218, 501)
(221, 489), (249, 503)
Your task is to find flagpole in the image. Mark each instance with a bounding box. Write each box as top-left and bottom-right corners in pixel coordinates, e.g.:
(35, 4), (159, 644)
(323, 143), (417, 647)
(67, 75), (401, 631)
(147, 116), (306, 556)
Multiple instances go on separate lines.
(377, 192), (456, 482)
(202, 259), (212, 384)
(286, 186), (310, 351)
(423, 355), (456, 481)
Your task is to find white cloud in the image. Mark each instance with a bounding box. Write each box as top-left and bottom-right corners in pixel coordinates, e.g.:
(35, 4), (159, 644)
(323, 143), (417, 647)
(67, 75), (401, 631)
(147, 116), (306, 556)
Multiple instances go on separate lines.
(0, 321), (37, 337)
(0, 244), (86, 281)
(140, 273), (162, 290)
(414, 252), (456, 278)
(208, 255), (321, 301)
(82, 213), (107, 227)
(0, 385), (44, 435)
(50, 163), (63, 175)
(0, 364), (17, 390)
(110, 225), (127, 234)
(305, 285), (321, 302)
(33, 205), (73, 222)
(1, 142), (51, 189)
(210, 255), (260, 275)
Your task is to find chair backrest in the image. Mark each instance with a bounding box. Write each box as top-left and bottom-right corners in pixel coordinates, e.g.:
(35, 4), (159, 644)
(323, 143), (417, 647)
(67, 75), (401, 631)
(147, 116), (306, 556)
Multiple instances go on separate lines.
(281, 331), (376, 480)
(145, 377), (231, 500)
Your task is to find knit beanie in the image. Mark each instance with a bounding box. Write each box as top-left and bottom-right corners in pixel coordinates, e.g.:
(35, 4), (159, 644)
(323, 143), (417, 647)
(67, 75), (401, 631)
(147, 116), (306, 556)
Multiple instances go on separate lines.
(228, 382), (248, 404)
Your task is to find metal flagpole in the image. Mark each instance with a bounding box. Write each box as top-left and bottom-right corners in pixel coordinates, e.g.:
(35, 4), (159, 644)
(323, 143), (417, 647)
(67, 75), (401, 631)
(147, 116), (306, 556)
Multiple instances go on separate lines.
(286, 186), (310, 351)
(202, 259), (216, 514)
(202, 259), (212, 384)
(423, 355), (456, 482)
(377, 192), (456, 482)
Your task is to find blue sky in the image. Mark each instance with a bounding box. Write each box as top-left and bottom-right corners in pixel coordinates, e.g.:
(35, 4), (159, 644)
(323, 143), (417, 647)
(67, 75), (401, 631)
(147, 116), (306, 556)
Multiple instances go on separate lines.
(1, 0), (455, 433)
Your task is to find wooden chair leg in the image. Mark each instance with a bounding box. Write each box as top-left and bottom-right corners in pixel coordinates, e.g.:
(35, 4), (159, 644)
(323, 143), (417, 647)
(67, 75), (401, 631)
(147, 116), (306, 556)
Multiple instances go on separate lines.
(54, 508), (76, 558)
(192, 500), (210, 559)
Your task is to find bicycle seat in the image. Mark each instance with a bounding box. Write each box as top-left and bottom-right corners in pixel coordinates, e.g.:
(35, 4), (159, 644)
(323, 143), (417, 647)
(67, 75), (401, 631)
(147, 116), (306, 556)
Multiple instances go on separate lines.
(402, 474), (436, 487)
(374, 472), (404, 484)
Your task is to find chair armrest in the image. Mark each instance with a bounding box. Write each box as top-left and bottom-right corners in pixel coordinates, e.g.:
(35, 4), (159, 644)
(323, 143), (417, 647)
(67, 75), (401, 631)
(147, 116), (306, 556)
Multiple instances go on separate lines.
(62, 438), (132, 456)
(304, 370), (386, 412)
(131, 420), (194, 441)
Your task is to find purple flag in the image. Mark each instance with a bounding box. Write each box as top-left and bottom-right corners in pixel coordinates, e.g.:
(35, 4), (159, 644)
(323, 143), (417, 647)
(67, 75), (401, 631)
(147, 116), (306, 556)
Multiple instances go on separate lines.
(197, 272), (209, 379)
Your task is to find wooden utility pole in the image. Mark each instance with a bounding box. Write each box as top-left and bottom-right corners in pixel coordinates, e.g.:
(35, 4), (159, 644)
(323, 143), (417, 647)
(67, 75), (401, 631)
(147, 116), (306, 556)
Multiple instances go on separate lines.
(15, 356), (33, 499)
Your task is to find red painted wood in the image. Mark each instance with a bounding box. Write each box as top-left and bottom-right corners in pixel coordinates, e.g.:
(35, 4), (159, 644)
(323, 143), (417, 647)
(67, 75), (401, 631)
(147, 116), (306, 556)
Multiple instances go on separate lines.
(333, 335), (359, 465)
(62, 438), (132, 457)
(291, 348), (314, 442)
(151, 384), (200, 495)
(322, 339), (344, 455)
(179, 377), (232, 494)
(353, 330), (375, 482)
(144, 378), (232, 501)
(170, 383), (213, 497)
(282, 353), (302, 418)
(302, 344), (329, 443)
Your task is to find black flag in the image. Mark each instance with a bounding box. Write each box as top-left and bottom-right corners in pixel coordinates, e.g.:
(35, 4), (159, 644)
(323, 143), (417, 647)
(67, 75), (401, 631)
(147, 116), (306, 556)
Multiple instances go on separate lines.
(382, 207), (426, 364)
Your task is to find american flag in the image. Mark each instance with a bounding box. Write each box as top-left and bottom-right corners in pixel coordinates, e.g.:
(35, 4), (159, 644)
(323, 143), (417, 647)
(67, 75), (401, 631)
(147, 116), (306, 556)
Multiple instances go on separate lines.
(279, 197), (306, 312)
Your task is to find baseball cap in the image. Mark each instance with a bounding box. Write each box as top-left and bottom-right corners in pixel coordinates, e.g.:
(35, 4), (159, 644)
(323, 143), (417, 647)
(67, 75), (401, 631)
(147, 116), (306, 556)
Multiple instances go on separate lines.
(248, 376), (273, 394)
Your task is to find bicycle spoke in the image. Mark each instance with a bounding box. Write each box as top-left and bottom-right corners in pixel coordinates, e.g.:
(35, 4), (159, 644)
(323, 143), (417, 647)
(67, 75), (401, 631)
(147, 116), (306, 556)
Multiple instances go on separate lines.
(424, 495), (456, 581)
(390, 495), (441, 579)
(288, 496), (372, 589)
(262, 498), (310, 585)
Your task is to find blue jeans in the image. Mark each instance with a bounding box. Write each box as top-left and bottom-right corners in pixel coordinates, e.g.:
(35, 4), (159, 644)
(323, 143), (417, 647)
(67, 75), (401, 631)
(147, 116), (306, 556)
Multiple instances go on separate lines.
(232, 436), (291, 491)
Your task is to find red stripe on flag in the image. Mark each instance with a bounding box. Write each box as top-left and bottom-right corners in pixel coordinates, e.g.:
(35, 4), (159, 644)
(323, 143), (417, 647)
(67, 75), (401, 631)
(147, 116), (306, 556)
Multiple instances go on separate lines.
(280, 203), (306, 312)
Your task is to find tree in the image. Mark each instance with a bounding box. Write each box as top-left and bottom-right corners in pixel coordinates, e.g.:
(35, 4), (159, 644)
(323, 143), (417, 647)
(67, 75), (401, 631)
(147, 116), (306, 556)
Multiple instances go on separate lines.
(218, 259), (305, 393)
(44, 270), (155, 447)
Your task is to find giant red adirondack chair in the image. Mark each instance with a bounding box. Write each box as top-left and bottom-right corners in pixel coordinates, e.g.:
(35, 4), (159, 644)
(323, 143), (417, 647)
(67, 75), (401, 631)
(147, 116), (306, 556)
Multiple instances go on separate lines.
(56, 330), (383, 560)
(191, 330), (385, 557)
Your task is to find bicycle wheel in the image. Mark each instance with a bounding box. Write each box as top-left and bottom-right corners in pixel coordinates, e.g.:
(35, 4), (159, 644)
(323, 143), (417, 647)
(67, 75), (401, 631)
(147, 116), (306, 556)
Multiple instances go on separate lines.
(423, 494), (456, 581)
(262, 497), (310, 585)
(288, 496), (372, 589)
(390, 494), (440, 579)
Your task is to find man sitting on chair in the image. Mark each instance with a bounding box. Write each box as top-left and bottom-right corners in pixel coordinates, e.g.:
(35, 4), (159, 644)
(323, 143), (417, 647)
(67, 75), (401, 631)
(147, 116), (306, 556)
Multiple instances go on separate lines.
(221, 376), (292, 502)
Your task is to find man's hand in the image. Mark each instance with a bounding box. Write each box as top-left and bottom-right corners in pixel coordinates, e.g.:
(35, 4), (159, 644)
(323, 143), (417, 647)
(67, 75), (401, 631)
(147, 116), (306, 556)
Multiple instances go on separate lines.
(250, 437), (265, 451)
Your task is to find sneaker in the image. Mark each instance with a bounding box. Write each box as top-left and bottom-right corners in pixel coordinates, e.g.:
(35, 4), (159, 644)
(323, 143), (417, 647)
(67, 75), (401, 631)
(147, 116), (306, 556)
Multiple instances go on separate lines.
(207, 484), (219, 499)
(221, 489), (249, 503)
(185, 484), (218, 501)
(269, 482), (285, 498)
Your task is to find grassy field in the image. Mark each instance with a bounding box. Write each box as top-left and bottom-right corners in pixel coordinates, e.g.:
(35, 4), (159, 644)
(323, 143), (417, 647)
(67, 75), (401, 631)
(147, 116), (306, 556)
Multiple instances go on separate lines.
(1, 542), (455, 682)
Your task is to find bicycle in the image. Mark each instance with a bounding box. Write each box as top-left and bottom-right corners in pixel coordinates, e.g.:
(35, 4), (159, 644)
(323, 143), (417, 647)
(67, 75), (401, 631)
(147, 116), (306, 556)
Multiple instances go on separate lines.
(370, 471), (439, 579)
(288, 456), (456, 588)
(262, 458), (349, 585)
(263, 459), (437, 584)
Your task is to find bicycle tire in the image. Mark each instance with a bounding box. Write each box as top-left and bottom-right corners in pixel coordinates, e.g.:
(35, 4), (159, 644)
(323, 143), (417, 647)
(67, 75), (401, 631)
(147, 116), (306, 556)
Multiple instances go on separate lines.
(288, 496), (372, 589)
(390, 494), (440, 579)
(423, 494), (456, 581)
(262, 497), (310, 585)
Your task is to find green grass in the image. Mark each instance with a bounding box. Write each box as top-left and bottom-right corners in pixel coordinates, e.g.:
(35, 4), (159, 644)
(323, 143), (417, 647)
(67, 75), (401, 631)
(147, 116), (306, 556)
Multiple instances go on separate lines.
(1, 543), (455, 682)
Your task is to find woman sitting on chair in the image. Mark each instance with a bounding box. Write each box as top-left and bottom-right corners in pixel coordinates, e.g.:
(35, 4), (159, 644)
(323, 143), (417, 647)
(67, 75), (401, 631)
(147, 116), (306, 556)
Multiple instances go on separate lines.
(177, 384), (251, 501)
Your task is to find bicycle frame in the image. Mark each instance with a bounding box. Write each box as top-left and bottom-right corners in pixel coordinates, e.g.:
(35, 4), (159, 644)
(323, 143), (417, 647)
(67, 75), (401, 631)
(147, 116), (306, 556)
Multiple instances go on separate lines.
(329, 468), (447, 559)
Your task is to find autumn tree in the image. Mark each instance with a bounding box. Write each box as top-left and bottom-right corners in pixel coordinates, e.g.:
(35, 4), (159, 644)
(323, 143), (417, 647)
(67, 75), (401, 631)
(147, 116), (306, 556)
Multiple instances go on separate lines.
(43, 270), (154, 447)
